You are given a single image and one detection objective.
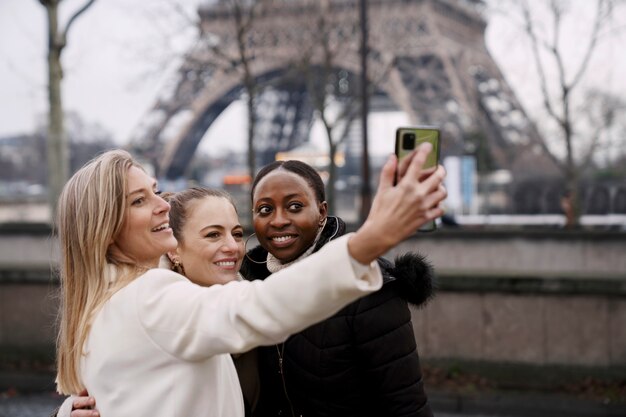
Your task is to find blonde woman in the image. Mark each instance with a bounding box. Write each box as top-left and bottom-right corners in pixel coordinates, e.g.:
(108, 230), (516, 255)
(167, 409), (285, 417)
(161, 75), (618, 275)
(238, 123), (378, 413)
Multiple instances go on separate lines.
(56, 187), (259, 417)
(55, 146), (446, 416)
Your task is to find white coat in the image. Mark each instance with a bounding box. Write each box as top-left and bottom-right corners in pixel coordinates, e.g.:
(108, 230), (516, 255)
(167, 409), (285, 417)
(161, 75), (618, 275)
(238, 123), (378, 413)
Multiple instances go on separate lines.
(58, 234), (381, 417)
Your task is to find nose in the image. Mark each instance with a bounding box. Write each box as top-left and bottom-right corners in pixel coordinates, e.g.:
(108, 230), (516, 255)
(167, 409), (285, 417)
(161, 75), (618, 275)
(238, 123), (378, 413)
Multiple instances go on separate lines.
(269, 208), (290, 228)
(154, 194), (170, 214)
(222, 234), (240, 253)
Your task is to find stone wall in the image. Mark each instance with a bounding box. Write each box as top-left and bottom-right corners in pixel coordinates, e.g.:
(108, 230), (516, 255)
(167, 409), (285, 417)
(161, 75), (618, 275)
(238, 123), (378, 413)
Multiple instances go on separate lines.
(410, 278), (626, 367)
(386, 228), (626, 276)
(1, 223), (625, 369)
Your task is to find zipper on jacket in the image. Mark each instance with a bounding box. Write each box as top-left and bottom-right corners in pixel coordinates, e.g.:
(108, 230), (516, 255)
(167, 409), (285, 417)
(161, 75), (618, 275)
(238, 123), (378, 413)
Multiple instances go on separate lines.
(276, 343), (299, 417)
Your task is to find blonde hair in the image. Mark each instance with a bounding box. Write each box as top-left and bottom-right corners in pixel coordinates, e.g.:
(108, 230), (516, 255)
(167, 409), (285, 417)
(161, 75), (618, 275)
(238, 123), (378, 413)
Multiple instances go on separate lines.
(55, 149), (143, 394)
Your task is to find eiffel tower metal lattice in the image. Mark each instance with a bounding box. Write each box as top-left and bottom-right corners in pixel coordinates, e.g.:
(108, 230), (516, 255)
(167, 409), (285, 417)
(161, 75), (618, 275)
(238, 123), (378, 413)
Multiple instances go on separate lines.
(128, 0), (546, 180)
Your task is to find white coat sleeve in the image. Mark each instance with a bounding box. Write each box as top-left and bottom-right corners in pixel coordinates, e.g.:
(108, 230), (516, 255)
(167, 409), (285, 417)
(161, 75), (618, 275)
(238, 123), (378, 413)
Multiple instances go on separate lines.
(55, 396), (74, 417)
(135, 234), (382, 361)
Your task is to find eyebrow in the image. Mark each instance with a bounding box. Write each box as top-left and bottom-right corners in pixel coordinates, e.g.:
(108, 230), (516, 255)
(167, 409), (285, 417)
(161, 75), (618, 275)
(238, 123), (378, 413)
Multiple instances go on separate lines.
(255, 193), (304, 203)
(127, 180), (158, 197)
(200, 224), (243, 233)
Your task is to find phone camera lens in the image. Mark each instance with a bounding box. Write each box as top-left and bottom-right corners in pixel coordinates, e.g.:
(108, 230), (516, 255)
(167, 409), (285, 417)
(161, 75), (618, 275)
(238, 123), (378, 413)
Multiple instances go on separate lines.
(402, 133), (416, 150)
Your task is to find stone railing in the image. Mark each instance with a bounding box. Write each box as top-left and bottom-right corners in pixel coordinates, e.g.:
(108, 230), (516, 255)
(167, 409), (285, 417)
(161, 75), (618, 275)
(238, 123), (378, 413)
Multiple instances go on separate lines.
(1, 224), (625, 370)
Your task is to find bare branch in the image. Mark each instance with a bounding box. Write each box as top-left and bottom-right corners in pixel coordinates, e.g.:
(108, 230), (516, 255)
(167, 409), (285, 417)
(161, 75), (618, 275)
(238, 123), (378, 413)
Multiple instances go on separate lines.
(61, 0), (98, 47)
(206, 42), (239, 69)
(546, 0), (575, 168)
(580, 128), (603, 169)
(522, 1), (563, 126)
(568, 0), (607, 90)
(335, 104), (360, 146)
(548, 0), (568, 104)
(534, 132), (567, 172)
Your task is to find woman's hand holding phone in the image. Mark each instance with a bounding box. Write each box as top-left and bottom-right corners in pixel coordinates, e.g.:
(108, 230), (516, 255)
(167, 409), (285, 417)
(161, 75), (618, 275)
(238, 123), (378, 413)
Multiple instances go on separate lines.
(396, 148), (439, 183)
(348, 143), (447, 264)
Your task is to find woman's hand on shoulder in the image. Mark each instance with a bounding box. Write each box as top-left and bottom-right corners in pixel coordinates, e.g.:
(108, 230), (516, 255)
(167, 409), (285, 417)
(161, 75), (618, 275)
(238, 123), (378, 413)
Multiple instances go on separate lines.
(70, 390), (99, 417)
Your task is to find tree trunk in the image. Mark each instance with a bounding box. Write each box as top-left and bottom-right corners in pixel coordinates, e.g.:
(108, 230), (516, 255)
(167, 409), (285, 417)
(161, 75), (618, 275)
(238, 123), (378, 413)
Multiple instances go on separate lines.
(40, 0), (97, 221)
(232, 1), (257, 228)
(245, 84), (256, 226)
(327, 142), (337, 216)
(563, 167), (581, 229)
(46, 1), (68, 221)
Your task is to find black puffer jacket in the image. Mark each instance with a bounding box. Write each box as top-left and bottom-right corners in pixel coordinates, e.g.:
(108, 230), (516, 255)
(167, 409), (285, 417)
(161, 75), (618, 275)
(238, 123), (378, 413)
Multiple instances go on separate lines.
(241, 217), (435, 417)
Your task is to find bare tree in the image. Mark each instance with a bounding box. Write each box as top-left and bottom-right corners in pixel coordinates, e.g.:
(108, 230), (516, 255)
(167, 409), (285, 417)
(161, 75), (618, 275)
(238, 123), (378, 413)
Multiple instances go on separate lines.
(293, 2), (358, 215)
(195, 0), (272, 224)
(38, 0), (97, 218)
(294, 1), (396, 215)
(301, 64), (359, 215)
(201, 2), (273, 169)
(504, 0), (624, 227)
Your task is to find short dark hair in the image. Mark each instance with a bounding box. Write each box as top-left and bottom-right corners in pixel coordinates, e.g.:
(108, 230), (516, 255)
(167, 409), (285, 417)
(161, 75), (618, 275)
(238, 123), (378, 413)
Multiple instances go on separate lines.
(163, 187), (237, 243)
(251, 160), (326, 203)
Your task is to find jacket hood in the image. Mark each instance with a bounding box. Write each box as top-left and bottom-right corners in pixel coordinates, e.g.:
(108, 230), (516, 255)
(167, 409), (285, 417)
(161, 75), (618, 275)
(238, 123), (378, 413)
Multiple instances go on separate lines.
(241, 216), (436, 307)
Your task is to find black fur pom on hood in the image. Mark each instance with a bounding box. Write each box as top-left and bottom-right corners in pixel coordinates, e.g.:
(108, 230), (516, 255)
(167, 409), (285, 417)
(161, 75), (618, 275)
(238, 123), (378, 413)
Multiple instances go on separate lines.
(378, 252), (436, 307)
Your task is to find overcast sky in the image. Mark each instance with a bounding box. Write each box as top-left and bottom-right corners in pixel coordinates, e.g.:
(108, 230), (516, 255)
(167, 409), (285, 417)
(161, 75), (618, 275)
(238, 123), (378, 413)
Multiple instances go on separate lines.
(1, 0), (625, 156)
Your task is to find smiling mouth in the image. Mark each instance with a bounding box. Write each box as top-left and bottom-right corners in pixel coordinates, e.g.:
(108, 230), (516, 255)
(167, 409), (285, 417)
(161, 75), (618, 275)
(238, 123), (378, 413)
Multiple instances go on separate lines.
(215, 260), (238, 270)
(151, 223), (170, 232)
(271, 235), (297, 243)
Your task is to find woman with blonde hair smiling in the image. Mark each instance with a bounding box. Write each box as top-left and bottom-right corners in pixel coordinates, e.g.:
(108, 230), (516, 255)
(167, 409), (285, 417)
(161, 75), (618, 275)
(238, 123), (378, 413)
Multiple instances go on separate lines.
(54, 145), (445, 416)
(56, 186), (259, 416)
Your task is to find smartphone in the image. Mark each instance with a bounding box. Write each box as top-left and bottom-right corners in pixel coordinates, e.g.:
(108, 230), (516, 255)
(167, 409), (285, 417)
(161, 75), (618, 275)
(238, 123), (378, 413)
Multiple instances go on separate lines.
(395, 126), (441, 232)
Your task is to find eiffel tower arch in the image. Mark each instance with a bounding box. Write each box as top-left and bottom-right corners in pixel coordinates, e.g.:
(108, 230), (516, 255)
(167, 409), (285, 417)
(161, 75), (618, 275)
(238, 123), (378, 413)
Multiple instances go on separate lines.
(129, 0), (547, 180)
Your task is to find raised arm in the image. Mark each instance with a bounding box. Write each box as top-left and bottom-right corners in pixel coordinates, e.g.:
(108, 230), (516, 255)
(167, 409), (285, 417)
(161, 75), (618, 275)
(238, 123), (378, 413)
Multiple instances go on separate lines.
(348, 143), (446, 264)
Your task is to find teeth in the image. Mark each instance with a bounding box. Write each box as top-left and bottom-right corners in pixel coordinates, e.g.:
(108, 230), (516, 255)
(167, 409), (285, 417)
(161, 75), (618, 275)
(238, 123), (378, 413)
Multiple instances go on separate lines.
(152, 223), (169, 232)
(272, 235), (295, 242)
(216, 261), (235, 267)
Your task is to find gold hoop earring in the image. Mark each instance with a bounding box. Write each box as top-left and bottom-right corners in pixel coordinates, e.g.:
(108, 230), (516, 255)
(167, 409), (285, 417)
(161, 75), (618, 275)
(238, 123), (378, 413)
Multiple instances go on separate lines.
(172, 259), (185, 275)
(244, 233), (267, 264)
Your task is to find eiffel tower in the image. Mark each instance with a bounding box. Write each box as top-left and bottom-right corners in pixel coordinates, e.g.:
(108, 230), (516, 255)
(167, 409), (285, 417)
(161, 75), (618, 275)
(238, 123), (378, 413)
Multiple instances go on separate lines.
(129, 0), (547, 181)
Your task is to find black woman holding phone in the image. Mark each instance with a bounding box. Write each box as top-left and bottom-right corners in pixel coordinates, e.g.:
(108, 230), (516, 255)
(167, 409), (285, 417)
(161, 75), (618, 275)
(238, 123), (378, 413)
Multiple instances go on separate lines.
(242, 157), (437, 417)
